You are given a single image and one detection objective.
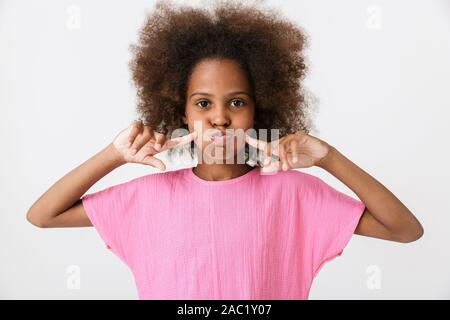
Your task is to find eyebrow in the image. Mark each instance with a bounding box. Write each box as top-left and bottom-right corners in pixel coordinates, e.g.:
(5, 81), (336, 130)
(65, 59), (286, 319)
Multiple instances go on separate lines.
(189, 91), (251, 99)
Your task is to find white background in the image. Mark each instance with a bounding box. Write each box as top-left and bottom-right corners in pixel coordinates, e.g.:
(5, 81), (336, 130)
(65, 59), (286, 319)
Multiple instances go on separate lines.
(1, 0), (449, 299)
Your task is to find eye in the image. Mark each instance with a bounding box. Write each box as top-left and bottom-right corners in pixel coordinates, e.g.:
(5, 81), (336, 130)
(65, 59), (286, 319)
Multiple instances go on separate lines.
(230, 99), (245, 108)
(195, 100), (210, 109)
(195, 99), (246, 109)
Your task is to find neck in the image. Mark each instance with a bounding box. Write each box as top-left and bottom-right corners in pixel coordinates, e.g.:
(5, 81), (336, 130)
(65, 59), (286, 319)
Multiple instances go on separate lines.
(193, 163), (254, 181)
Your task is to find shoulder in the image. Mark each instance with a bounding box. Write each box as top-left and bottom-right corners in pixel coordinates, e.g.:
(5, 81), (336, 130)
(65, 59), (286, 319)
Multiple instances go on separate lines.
(259, 169), (323, 190)
(126, 168), (185, 188)
(98, 168), (185, 196)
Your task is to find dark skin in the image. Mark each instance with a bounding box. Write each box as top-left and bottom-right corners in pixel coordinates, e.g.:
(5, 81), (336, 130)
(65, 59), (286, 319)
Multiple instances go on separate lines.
(183, 58), (424, 243)
(181, 58), (256, 181)
(27, 57), (424, 245)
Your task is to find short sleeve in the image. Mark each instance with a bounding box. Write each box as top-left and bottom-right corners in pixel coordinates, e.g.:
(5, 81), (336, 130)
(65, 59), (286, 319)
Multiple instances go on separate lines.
(81, 178), (140, 267)
(308, 176), (366, 279)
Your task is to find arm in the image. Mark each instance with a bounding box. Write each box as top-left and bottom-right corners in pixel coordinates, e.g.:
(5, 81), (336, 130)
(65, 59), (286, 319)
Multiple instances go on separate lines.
(316, 146), (424, 243)
(245, 131), (424, 243)
(27, 121), (196, 228)
(26, 143), (126, 228)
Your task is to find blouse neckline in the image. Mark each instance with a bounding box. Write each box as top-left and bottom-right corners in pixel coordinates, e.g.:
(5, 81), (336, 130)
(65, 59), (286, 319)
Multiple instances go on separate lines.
(184, 166), (260, 186)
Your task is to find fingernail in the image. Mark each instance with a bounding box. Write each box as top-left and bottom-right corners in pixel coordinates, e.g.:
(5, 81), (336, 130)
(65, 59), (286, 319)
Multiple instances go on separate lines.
(263, 157), (271, 166)
(282, 162), (288, 171)
(154, 143), (161, 150)
(292, 156), (298, 163)
(130, 148), (137, 156)
(126, 141), (131, 148)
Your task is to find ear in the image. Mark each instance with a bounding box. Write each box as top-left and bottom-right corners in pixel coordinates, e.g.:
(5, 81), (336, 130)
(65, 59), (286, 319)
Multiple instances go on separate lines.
(181, 115), (187, 125)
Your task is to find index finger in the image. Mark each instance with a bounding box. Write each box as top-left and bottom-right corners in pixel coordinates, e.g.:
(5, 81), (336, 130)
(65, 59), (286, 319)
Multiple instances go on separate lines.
(245, 134), (281, 159)
(160, 131), (198, 151)
(245, 134), (267, 151)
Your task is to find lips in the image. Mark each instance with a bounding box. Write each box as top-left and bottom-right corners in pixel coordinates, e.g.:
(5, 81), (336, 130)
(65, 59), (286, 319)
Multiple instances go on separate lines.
(209, 130), (233, 145)
(211, 134), (232, 142)
(209, 130), (228, 139)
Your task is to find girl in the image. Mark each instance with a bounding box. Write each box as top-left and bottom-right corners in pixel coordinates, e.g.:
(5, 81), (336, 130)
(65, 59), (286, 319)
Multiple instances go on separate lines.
(27, 1), (423, 299)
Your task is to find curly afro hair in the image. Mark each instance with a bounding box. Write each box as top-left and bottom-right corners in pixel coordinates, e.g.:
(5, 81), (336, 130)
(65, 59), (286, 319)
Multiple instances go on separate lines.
(129, 0), (315, 161)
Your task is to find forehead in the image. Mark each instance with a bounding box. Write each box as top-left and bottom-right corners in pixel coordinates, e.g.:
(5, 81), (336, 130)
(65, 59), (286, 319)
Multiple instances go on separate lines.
(187, 59), (251, 93)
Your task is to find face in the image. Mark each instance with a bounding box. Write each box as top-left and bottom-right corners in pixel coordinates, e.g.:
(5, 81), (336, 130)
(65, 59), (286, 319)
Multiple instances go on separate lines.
(182, 58), (255, 164)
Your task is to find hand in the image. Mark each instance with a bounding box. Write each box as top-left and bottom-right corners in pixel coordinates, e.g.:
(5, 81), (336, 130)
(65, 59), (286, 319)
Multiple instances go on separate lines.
(245, 130), (332, 172)
(112, 120), (197, 171)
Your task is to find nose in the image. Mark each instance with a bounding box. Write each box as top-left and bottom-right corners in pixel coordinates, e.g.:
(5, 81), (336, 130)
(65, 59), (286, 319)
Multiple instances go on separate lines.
(211, 104), (230, 128)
